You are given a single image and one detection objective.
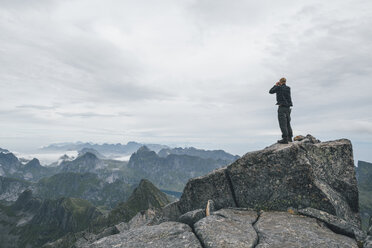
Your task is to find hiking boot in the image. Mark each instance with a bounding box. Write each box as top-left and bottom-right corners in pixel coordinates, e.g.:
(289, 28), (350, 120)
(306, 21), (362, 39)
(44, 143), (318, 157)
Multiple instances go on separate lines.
(288, 136), (293, 142)
(277, 138), (289, 144)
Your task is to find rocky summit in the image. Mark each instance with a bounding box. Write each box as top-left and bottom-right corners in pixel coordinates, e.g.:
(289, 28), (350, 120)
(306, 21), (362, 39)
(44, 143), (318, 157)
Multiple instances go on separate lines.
(83, 135), (370, 248)
(176, 135), (360, 225)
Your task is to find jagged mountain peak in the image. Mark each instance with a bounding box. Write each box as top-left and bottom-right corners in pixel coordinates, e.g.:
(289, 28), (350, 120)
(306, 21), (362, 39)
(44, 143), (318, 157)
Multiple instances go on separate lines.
(0, 152), (19, 164)
(137, 145), (151, 153)
(158, 146), (240, 161)
(14, 189), (33, 206)
(13, 189), (42, 212)
(59, 154), (71, 160)
(58, 151), (104, 174)
(78, 148), (105, 159)
(105, 178), (170, 224)
(138, 178), (154, 188)
(77, 151), (98, 160)
(25, 158), (42, 168)
(0, 147), (10, 153)
(126, 178), (170, 209)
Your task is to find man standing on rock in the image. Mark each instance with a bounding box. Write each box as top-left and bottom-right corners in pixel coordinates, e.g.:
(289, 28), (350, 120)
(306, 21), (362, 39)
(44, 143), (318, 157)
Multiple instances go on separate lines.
(269, 77), (293, 144)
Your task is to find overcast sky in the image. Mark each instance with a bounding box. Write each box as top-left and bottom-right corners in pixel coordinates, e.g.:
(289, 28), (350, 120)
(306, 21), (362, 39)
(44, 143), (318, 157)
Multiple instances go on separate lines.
(0, 0), (371, 162)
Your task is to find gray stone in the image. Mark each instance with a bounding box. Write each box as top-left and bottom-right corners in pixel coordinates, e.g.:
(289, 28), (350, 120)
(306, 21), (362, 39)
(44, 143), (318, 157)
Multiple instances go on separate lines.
(127, 208), (158, 229)
(194, 209), (258, 248)
(226, 138), (360, 225)
(150, 200), (182, 224)
(45, 209), (158, 247)
(178, 168), (236, 214)
(255, 211), (358, 248)
(212, 208), (258, 223)
(298, 207), (366, 243)
(114, 222), (129, 233)
(64, 226), (120, 248)
(178, 209), (206, 226)
(76, 209), (159, 247)
(87, 221), (202, 248)
(93, 226), (120, 241)
(365, 236), (372, 248)
(43, 230), (104, 248)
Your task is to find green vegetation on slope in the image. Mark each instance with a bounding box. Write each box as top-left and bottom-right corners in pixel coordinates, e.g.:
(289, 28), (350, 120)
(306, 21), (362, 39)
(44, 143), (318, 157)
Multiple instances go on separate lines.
(17, 196), (102, 248)
(94, 179), (170, 230)
(35, 172), (133, 208)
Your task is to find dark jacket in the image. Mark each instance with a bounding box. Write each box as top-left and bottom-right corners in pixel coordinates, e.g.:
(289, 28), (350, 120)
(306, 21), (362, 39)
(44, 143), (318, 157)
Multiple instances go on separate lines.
(269, 84), (293, 107)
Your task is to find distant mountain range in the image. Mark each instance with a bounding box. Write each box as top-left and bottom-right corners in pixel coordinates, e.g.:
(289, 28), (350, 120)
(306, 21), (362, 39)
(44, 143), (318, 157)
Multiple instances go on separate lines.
(0, 153), (55, 181)
(158, 147), (240, 161)
(93, 179), (170, 229)
(10, 190), (102, 248)
(35, 172), (134, 208)
(40, 141), (169, 157)
(128, 146), (238, 191)
(0, 143), (241, 247)
(0, 138), (371, 247)
(38, 136), (372, 248)
(0, 145), (239, 196)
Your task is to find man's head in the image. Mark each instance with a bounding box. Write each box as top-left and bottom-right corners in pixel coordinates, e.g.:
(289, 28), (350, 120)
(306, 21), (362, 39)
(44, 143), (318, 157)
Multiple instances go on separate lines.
(279, 77), (286, 85)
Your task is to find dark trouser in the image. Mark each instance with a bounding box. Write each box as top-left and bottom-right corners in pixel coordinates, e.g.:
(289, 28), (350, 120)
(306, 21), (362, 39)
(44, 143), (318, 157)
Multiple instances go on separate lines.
(278, 106), (292, 139)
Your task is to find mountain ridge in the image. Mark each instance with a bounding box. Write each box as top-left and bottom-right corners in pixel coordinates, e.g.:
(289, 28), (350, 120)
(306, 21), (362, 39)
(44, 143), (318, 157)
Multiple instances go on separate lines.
(83, 135), (369, 248)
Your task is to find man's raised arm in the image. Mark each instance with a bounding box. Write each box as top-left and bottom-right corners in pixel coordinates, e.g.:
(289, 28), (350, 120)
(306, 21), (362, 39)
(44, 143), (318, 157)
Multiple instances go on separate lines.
(269, 82), (280, 94)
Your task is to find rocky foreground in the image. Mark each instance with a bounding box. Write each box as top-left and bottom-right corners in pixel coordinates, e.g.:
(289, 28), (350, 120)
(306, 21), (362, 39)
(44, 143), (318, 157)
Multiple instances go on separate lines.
(46, 135), (372, 248)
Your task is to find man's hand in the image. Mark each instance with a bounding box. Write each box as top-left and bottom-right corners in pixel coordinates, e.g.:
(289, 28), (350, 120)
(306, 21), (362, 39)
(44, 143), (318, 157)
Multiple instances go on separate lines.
(275, 82), (280, 86)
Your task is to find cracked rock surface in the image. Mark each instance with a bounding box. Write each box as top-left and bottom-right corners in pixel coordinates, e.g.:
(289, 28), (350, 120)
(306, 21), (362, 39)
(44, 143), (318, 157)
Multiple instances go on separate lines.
(194, 208), (258, 248)
(298, 207), (366, 243)
(86, 221), (202, 248)
(254, 211), (358, 248)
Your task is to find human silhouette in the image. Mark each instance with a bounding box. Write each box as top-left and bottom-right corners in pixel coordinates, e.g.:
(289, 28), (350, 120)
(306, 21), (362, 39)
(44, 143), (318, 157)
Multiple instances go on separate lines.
(269, 77), (293, 144)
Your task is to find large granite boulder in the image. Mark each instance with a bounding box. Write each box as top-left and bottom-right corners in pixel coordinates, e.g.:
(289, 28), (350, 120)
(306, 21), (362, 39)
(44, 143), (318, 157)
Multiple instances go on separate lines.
(150, 200), (182, 223)
(178, 168), (236, 214)
(125, 208), (158, 230)
(178, 209), (206, 226)
(86, 221), (202, 248)
(176, 135), (360, 226)
(255, 211), (358, 248)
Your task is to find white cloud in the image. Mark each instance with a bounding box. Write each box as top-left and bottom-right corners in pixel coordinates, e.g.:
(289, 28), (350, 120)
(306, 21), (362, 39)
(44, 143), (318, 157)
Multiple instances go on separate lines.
(0, 0), (371, 162)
